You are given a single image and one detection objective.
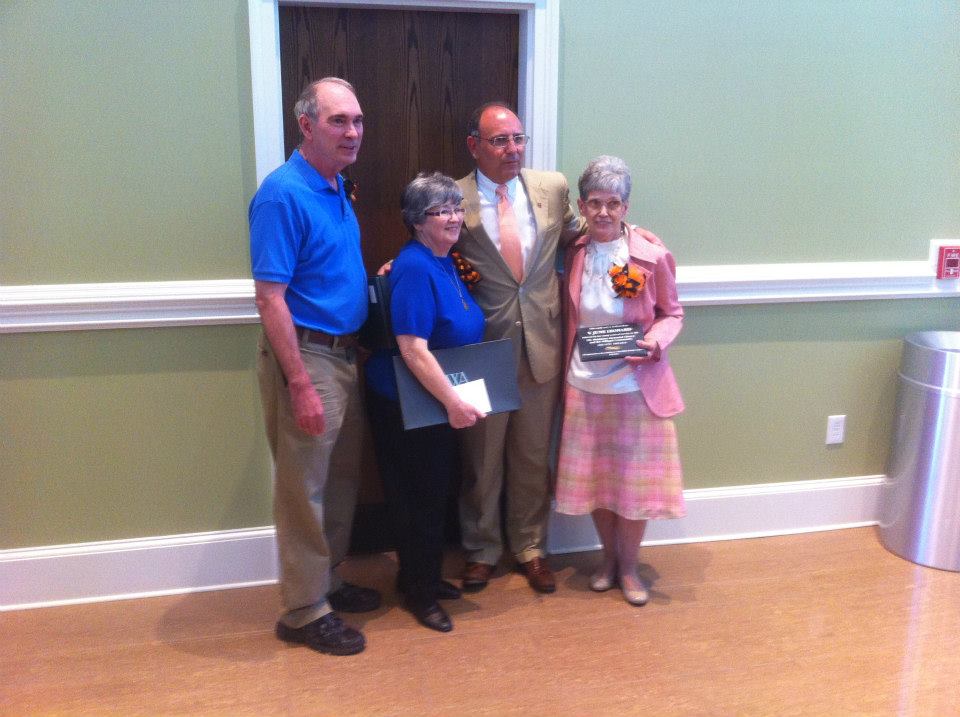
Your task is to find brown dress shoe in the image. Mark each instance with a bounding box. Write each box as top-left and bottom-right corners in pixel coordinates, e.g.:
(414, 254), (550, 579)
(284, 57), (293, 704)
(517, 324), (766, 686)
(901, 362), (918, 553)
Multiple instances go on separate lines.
(519, 557), (556, 593)
(461, 562), (495, 592)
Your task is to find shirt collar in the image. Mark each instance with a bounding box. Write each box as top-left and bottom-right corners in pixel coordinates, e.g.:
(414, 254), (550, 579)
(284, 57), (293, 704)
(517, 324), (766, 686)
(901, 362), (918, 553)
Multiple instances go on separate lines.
(476, 169), (518, 201)
(292, 149), (343, 195)
(407, 237), (446, 259)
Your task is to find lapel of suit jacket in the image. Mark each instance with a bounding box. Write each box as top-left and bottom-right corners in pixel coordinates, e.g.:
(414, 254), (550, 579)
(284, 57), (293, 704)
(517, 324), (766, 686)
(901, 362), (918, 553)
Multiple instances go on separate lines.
(519, 168), (551, 274)
(459, 171), (517, 281)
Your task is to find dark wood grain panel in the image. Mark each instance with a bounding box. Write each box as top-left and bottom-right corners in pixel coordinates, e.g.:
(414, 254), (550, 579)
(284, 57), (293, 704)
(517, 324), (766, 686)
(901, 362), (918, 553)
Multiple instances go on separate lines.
(279, 6), (519, 270)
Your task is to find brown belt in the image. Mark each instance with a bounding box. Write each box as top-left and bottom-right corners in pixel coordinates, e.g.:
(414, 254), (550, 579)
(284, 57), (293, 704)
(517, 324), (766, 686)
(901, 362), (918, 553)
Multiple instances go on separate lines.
(295, 326), (359, 350)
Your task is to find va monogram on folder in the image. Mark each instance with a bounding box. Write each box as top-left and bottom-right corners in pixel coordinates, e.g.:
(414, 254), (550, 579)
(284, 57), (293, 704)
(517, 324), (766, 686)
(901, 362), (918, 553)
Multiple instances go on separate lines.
(392, 339), (520, 430)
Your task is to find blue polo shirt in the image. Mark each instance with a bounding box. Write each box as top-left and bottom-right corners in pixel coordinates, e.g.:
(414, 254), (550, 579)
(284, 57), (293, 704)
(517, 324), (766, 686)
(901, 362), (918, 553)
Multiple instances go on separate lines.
(365, 240), (486, 401)
(249, 150), (367, 334)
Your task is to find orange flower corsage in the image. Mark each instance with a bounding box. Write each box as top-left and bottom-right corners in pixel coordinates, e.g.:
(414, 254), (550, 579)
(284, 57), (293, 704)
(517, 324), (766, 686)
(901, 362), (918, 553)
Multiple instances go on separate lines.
(608, 262), (645, 298)
(343, 178), (358, 203)
(451, 250), (481, 290)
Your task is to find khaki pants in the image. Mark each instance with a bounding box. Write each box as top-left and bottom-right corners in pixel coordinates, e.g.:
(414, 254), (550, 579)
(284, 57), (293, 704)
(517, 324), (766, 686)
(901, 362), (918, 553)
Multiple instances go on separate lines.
(257, 332), (363, 628)
(459, 352), (561, 565)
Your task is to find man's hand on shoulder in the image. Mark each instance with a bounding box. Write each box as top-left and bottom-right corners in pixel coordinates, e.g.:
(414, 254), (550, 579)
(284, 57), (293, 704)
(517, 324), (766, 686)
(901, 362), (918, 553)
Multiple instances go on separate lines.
(288, 378), (326, 435)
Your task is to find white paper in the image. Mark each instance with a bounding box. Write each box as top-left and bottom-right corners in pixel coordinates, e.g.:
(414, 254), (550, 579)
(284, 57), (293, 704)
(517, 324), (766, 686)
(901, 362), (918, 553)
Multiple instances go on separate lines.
(452, 378), (491, 414)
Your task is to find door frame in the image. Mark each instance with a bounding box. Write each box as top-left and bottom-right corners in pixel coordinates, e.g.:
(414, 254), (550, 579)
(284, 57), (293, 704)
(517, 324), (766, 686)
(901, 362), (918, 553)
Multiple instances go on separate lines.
(247, 0), (559, 185)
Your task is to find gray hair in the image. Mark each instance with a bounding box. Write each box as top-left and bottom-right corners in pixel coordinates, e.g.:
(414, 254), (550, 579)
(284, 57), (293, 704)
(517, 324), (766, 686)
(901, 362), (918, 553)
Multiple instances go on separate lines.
(578, 155), (632, 202)
(401, 172), (463, 234)
(293, 77), (357, 128)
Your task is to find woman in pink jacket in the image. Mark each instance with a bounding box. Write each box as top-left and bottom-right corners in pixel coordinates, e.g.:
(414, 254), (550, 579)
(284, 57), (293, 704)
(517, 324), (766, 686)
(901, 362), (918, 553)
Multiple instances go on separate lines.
(555, 155), (685, 606)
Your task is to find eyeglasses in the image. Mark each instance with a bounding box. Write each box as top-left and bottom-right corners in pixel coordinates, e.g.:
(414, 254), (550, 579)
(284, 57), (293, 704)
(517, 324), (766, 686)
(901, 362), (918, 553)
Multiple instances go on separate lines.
(472, 133), (530, 149)
(424, 206), (466, 219)
(584, 198), (625, 213)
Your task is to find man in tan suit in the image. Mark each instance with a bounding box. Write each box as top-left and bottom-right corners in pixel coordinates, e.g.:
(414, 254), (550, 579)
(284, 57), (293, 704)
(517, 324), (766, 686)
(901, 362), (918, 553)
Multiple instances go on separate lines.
(455, 102), (584, 593)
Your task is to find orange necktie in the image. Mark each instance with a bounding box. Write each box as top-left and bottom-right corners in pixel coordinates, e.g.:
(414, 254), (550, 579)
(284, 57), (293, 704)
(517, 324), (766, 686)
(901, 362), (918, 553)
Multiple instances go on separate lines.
(495, 183), (524, 282)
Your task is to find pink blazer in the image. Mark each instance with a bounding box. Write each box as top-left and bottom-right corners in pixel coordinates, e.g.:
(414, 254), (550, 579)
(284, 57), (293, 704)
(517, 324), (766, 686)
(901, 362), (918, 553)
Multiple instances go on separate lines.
(562, 224), (685, 417)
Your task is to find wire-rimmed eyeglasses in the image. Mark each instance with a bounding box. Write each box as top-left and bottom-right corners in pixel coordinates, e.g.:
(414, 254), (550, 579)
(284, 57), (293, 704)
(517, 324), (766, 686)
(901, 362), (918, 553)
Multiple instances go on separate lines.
(472, 133), (530, 149)
(424, 206), (467, 219)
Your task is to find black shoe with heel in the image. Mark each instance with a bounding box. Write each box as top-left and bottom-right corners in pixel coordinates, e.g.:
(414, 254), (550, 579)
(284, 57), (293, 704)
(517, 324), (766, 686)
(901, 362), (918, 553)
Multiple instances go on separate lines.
(404, 598), (453, 633)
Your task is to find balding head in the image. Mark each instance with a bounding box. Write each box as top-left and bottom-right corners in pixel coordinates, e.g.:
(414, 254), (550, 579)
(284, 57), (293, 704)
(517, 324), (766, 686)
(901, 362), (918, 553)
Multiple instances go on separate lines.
(466, 104), (525, 184)
(294, 77), (358, 131)
(295, 78), (364, 182)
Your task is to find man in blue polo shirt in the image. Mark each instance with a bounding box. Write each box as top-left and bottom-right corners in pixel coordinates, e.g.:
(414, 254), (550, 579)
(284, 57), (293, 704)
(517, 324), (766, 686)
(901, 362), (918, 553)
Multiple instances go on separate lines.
(250, 77), (378, 656)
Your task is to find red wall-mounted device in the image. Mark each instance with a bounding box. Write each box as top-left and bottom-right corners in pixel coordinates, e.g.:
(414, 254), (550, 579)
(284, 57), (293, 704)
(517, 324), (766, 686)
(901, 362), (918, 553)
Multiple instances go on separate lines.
(936, 245), (960, 280)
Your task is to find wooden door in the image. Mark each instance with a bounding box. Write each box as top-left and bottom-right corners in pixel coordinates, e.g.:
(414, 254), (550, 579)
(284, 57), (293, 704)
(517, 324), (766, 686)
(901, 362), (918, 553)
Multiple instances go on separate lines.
(279, 5), (519, 551)
(279, 5), (519, 270)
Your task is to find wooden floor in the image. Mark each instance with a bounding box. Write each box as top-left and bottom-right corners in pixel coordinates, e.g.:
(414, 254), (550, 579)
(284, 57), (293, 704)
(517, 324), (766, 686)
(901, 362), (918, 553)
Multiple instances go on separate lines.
(3, 527), (959, 716)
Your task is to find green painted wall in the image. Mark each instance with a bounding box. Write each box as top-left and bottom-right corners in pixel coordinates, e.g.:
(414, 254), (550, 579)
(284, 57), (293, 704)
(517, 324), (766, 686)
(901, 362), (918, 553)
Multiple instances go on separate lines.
(1, 326), (273, 548)
(0, 1), (256, 284)
(3, 300), (957, 549)
(676, 299), (959, 488)
(558, 0), (960, 264)
(4, 1), (957, 279)
(1, 2), (958, 549)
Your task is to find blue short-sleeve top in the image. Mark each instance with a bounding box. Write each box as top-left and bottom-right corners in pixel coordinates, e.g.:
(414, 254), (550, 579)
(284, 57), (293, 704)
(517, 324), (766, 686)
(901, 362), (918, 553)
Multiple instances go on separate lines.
(249, 150), (368, 334)
(365, 239), (486, 400)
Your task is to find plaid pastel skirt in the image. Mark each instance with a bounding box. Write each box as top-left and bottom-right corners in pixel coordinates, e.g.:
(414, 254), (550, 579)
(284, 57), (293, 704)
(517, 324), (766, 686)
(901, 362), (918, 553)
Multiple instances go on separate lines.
(555, 385), (686, 521)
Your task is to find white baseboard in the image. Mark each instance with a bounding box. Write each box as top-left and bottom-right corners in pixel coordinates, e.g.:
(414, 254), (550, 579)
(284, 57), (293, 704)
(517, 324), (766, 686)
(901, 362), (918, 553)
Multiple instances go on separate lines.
(1, 476), (884, 611)
(545, 475), (884, 553)
(0, 527), (278, 612)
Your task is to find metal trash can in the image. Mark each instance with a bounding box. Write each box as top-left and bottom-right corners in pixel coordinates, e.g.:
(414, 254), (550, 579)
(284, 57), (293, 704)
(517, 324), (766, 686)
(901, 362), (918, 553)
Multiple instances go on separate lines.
(879, 331), (960, 571)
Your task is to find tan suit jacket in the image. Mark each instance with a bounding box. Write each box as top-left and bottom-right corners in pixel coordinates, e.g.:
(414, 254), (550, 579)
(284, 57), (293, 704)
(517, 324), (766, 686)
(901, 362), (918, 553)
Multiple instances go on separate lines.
(455, 168), (584, 384)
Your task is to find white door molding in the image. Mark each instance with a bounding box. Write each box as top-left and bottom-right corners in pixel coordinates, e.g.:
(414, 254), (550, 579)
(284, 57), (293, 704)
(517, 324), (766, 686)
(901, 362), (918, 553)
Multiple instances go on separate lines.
(247, 0), (560, 185)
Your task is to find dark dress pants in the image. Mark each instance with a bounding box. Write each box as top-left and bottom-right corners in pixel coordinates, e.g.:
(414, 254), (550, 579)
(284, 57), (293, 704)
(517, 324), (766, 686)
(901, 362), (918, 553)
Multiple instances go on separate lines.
(365, 391), (458, 605)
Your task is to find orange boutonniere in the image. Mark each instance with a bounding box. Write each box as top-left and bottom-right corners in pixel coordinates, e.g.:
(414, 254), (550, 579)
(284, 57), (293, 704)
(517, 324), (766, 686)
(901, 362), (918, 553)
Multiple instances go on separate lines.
(451, 250), (481, 290)
(608, 262), (645, 298)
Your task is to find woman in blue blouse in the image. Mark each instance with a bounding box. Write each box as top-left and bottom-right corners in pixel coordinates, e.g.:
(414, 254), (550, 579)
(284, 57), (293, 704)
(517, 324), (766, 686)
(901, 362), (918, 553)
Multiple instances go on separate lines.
(364, 172), (486, 632)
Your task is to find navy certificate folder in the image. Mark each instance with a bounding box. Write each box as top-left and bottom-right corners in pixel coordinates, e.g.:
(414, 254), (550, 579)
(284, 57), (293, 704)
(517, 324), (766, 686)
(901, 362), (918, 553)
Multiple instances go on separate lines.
(392, 338), (520, 430)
